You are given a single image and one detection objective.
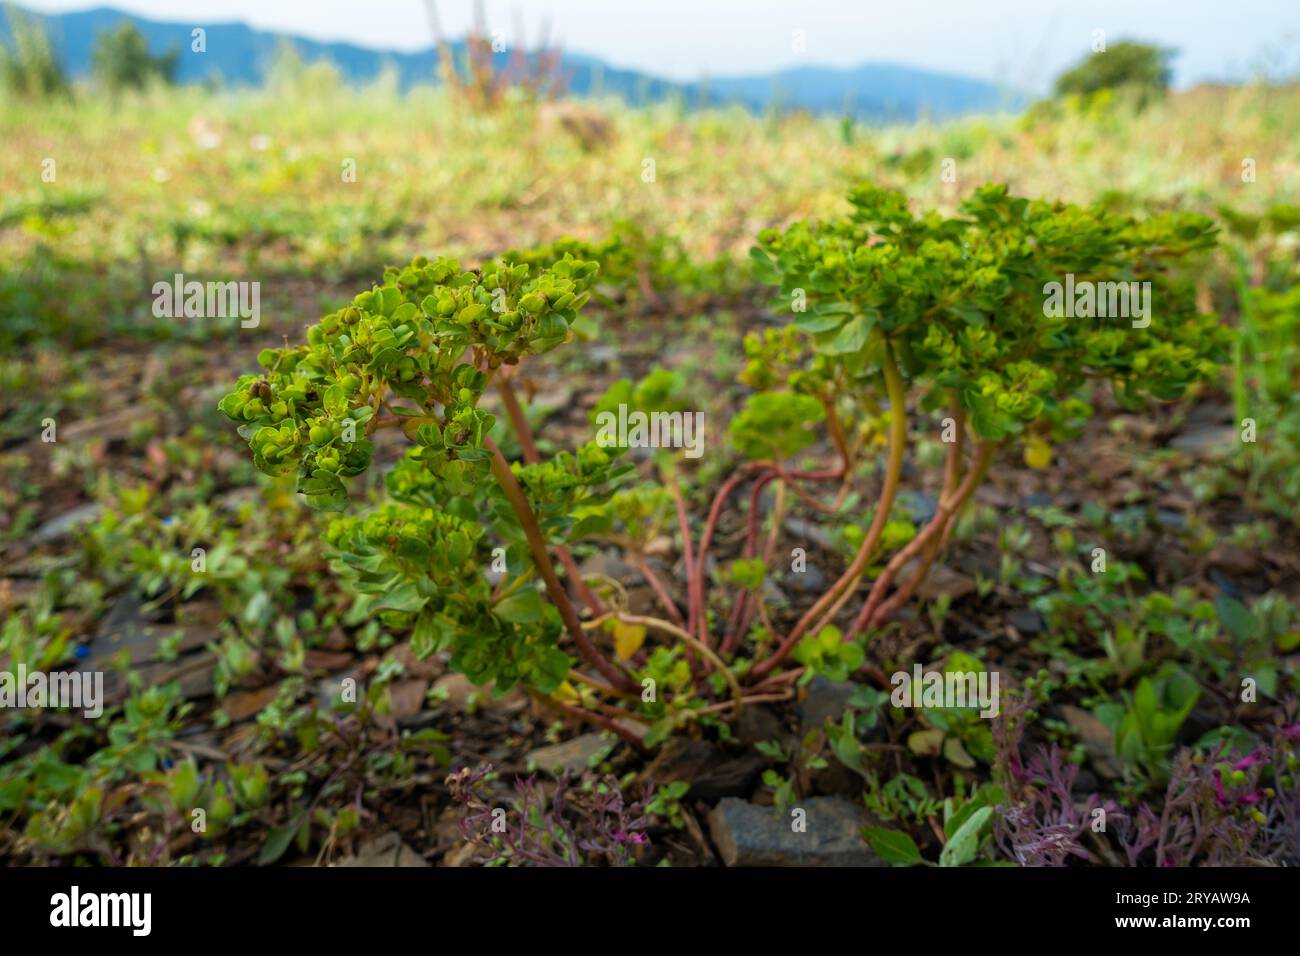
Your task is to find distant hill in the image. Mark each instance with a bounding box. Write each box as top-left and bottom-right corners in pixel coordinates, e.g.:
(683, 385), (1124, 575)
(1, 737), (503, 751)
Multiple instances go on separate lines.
(3, 4), (1023, 119)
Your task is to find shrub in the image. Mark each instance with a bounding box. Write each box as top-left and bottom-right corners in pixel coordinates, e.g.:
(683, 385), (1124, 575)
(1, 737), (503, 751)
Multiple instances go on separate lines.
(1052, 40), (1173, 104)
(219, 183), (1227, 748)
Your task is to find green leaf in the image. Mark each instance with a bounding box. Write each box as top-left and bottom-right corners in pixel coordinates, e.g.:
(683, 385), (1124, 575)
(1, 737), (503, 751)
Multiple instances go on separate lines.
(494, 589), (544, 624)
(1215, 594), (1258, 643)
(257, 813), (306, 866)
(939, 806), (991, 867)
(297, 469), (348, 511)
(827, 314), (874, 354)
(373, 582), (428, 614)
(863, 827), (924, 866)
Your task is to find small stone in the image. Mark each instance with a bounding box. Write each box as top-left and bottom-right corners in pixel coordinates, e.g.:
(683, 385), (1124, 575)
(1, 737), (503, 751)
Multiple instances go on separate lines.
(388, 678), (429, 719)
(910, 561), (976, 602)
(898, 490), (938, 524)
(333, 832), (429, 867)
(737, 704), (786, 747)
(783, 517), (838, 552)
(526, 732), (615, 775)
(431, 673), (478, 712)
(1155, 510), (1187, 530)
(1169, 424), (1236, 455)
(1061, 705), (1122, 779)
(1208, 544), (1255, 576)
(786, 564), (827, 593)
(798, 676), (857, 736)
(30, 503), (102, 545)
(707, 797), (882, 866)
(1007, 608), (1044, 635)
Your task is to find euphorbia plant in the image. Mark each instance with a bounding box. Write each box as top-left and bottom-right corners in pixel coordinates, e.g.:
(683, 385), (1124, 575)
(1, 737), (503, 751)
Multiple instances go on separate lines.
(742, 182), (1227, 674)
(219, 183), (1227, 750)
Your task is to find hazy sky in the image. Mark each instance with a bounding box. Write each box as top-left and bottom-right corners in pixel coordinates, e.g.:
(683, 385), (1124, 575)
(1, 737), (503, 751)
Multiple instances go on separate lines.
(25, 0), (1300, 91)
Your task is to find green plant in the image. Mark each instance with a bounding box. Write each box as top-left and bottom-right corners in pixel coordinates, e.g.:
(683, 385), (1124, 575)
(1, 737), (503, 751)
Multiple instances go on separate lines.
(1052, 40), (1172, 104)
(644, 780), (690, 829)
(864, 781), (1002, 866)
(748, 181), (1226, 661)
(1097, 665), (1201, 783)
(218, 183), (1227, 750)
(903, 651), (997, 769)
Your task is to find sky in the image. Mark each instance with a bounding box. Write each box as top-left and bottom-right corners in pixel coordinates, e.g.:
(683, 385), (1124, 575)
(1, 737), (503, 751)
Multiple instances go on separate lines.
(22, 0), (1300, 91)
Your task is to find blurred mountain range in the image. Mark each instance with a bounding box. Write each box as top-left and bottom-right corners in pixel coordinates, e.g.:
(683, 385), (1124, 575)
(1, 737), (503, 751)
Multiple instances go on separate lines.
(5, 4), (1024, 119)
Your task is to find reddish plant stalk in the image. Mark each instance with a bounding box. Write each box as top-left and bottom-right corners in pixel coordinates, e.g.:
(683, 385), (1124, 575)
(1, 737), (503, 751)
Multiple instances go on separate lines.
(496, 374), (606, 617)
(630, 553), (687, 630)
(691, 460), (772, 647)
(750, 346), (908, 681)
(485, 436), (637, 694)
(848, 440), (994, 637)
(665, 475), (701, 677)
(721, 470), (779, 652)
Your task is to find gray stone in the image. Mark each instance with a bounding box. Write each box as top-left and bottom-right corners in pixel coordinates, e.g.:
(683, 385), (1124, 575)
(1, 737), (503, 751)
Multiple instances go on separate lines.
(798, 676), (857, 736)
(708, 796), (882, 866)
(30, 503), (102, 545)
(1006, 608), (1045, 635)
(1169, 424), (1237, 455)
(898, 490), (938, 524)
(783, 517), (838, 552)
(526, 732), (615, 775)
(786, 564), (827, 593)
(1155, 509), (1187, 530)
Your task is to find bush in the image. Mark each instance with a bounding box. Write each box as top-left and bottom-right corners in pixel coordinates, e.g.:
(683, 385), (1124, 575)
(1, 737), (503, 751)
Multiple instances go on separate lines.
(1053, 40), (1172, 105)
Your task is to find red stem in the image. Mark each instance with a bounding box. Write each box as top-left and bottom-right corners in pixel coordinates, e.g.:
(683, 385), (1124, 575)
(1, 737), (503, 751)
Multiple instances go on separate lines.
(497, 374), (605, 617)
(486, 436), (637, 694)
